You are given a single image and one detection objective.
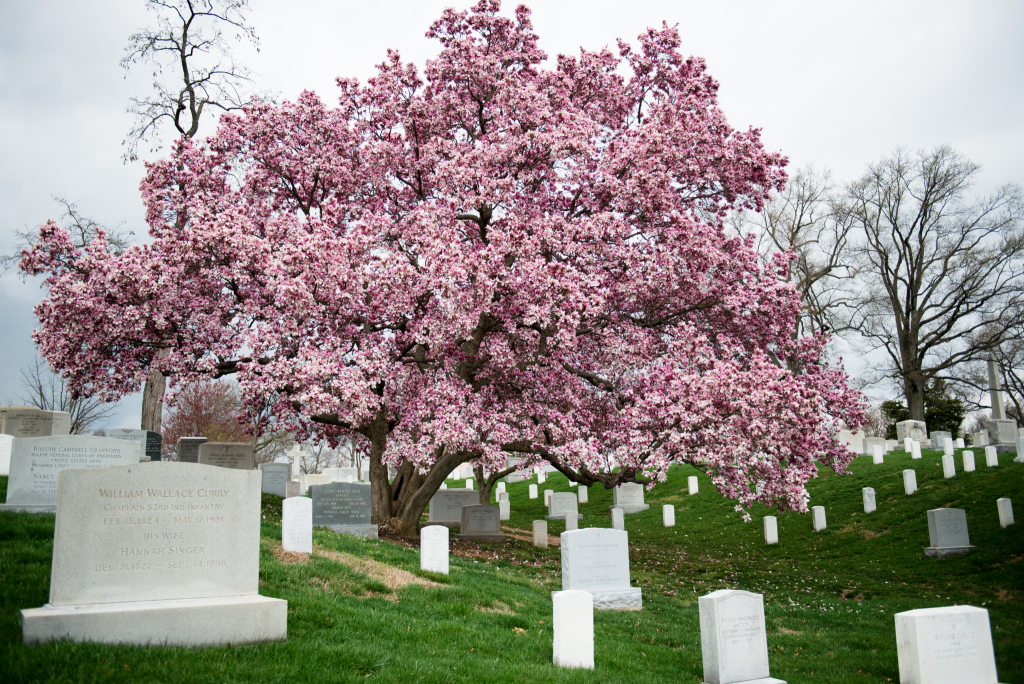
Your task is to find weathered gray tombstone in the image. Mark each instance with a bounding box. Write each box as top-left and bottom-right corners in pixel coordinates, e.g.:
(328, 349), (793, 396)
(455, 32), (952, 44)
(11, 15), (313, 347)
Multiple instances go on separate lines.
(763, 516), (778, 545)
(420, 525), (449, 574)
(20, 462), (287, 646)
(533, 520), (548, 548)
(930, 430), (952, 450)
(663, 504), (675, 527)
(942, 454), (956, 478)
(311, 482), (376, 538)
(285, 480), (301, 498)
(0, 434), (12, 476)
(258, 463), (291, 497)
(564, 512), (578, 531)
(894, 605), (1004, 684)
(904, 469), (918, 495)
(559, 528), (641, 610)
(457, 504), (504, 542)
(102, 429), (162, 462)
(988, 419), (1018, 446)
(997, 498), (1014, 528)
(427, 489), (479, 527)
(863, 436), (887, 457)
(198, 442), (254, 470)
(973, 431), (990, 447)
(812, 506), (826, 532)
(896, 420), (927, 443)
(863, 487), (876, 513)
(552, 590), (594, 669)
(577, 486), (588, 504)
(985, 446), (999, 467)
(0, 406), (71, 438)
(1, 436), (139, 514)
(925, 508), (973, 558)
(176, 436), (207, 463)
(698, 589), (785, 684)
(547, 492), (582, 521)
(962, 450), (976, 472)
(282, 496), (312, 553)
(611, 506), (625, 530)
(688, 476), (699, 495)
(610, 482), (649, 514)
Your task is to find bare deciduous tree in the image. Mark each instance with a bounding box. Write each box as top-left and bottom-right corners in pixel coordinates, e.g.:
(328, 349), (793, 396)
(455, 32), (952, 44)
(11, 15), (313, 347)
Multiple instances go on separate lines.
(3, 196), (131, 274)
(11, 358), (118, 434)
(840, 146), (1024, 421)
(122, 0), (263, 432)
(121, 0), (261, 162)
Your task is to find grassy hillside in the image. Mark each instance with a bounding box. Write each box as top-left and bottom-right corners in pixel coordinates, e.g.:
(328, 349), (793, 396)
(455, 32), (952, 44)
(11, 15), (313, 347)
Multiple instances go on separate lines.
(0, 446), (1021, 683)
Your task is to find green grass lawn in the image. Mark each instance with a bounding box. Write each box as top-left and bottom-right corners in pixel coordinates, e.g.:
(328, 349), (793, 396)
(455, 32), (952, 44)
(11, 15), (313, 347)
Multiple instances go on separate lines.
(0, 446), (1022, 683)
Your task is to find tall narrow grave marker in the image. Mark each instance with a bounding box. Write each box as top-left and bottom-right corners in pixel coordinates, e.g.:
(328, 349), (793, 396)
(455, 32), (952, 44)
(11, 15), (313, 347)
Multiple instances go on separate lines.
(699, 589), (785, 684)
(420, 525), (449, 574)
(552, 590), (594, 669)
(282, 496), (312, 553)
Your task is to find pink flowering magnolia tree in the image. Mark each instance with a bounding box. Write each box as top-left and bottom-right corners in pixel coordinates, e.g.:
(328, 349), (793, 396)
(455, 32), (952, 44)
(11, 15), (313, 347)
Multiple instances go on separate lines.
(22, 1), (863, 537)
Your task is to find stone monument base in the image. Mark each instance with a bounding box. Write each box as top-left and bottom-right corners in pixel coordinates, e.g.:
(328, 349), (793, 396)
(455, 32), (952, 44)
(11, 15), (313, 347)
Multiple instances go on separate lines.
(608, 504), (649, 514)
(456, 533), (506, 542)
(546, 513), (583, 521)
(553, 587), (642, 610)
(324, 524), (378, 539)
(22, 594), (287, 646)
(924, 545), (974, 559)
(0, 504), (56, 515)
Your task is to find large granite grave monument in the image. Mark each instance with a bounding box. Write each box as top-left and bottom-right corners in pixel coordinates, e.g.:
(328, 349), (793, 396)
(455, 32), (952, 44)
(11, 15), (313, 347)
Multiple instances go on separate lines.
(896, 420), (928, 442)
(559, 528), (641, 610)
(20, 462), (287, 646)
(457, 504), (504, 542)
(259, 463), (291, 497)
(0, 406), (71, 438)
(1, 436), (139, 514)
(176, 436), (207, 463)
(311, 482), (376, 538)
(198, 442), (254, 470)
(102, 429), (162, 462)
(427, 489), (480, 527)
(610, 483), (649, 514)
(925, 508), (973, 558)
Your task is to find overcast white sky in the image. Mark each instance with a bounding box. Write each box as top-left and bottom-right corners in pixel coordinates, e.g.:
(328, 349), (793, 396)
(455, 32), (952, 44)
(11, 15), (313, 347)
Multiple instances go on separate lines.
(1, 0), (1022, 429)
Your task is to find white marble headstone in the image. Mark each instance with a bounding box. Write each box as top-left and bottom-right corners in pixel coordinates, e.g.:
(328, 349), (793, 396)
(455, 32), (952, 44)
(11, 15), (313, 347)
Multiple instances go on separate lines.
(259, 463), (291, 497)
(544, 489), (554, 507)
(552, 590), (594, 669)
(560, 527), (640, 610)
(763, 516), (778, 545)
(611, 507), (625, 530)
(699, 589), (782, 684)
(0, 434), (13, 476)
(577, 486), (588, 504)
(420, 525), (449, 574)
(548, 492), (581, 520)
(904, 469), (918, 495)
(529, 484), (538, 499)
(812, 506), (826, 532)
(663, 504), (675, 527)
(863, 487), (876, 514)
(942, 454), (956, 479)
(926, 508), (972, 558)
(895, 605), (1001, 684)
(533, 520), (548, 548)
(499, 500), (510, 521)
(984, 446), (998, 467)
(688, 476), (699, 495)
(282, 496), (312, 553)
(943, 438), (954, 457)
(962, 451), (975, 472)
(872, 445), (884, 464)
(997, 498), (1014, 528)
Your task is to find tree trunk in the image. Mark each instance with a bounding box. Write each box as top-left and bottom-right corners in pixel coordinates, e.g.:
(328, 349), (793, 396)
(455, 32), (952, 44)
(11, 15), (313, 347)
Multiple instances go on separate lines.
(904, 371), (927, 421)
(367, 408), (391, 526)
(475, 463), (517, 504)
(140, 366), (166, 432)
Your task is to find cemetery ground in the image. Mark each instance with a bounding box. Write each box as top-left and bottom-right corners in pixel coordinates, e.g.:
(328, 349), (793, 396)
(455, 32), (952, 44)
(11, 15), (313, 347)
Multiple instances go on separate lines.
(0, 448), (1022, 683)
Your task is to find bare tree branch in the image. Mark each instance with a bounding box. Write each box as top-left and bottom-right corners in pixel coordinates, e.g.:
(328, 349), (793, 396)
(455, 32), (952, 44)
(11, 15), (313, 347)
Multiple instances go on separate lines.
(9, 357), (119, 434)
